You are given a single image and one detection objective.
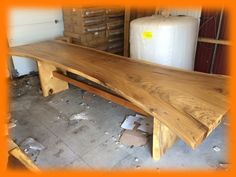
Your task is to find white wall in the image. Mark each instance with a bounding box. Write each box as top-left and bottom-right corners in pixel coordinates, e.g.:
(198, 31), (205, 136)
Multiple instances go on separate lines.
(8, 8), (64, 76)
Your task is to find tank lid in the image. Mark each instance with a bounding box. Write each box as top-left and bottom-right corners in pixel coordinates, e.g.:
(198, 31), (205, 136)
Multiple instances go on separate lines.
(131, 15), (198, 26)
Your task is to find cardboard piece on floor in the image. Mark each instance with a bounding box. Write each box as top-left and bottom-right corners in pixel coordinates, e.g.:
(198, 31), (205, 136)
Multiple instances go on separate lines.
(119, 129), (148, 147)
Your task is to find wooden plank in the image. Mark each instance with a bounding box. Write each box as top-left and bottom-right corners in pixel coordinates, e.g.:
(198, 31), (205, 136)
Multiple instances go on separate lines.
(55, 36), (72, 43)
(123, 7), (130, 57)
(9, 40), (229, 148)
(153, 118), (178, 160)
(198, 37), (230, 46)
(37, 61), (69, 97)
(53, 71), (148, 116)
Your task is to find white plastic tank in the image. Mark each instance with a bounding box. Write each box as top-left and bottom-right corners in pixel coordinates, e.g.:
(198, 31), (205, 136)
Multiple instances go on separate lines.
(130, 15), (199, 70)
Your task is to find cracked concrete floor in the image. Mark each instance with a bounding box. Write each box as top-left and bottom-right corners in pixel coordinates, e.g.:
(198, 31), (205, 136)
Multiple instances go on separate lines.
(9, 75), (229, 170)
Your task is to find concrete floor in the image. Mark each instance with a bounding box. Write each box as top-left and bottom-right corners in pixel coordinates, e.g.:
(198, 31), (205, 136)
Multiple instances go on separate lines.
(10, 75), (229, 170)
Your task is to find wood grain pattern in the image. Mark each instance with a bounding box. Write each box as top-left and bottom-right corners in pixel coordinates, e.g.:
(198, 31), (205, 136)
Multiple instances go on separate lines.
(9, 40), (229, 148)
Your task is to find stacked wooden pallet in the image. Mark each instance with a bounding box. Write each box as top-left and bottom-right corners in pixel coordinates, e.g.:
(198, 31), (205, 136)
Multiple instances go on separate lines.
(63, 7), (107, 51)
(105, 8), (124, 55)
(63, 7), (124, 55)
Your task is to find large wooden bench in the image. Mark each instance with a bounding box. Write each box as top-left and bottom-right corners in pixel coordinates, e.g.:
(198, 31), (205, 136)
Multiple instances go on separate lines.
(9, 40), (229, 160)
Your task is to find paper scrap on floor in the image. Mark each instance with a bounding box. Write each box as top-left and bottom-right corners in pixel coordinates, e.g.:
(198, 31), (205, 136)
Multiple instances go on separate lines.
(20, 137), (45, 151)
(69, 112), (88, 121)
(19, 137), (45, 162)
(121, 114), (153, 134)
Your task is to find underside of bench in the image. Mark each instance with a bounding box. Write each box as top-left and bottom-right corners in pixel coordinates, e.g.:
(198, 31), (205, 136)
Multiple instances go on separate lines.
(37, 61), (178, 160)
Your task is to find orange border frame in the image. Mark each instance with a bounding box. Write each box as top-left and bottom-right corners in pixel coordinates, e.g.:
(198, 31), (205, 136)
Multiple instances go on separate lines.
(0, 0), (234, 176)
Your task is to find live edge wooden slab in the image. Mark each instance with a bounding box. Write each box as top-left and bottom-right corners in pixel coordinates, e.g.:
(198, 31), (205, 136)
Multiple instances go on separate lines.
(9, 40), (229, 160)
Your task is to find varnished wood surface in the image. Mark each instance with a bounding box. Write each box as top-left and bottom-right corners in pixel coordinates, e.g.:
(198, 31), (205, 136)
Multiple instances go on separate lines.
(9, 40), (229, 148)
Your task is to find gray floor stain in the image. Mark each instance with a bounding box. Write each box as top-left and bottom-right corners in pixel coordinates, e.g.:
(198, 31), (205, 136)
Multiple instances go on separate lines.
(54, 149), (64, 158)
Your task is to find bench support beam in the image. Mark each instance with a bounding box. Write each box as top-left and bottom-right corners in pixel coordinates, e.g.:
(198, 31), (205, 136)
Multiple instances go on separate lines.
(52, 71), (148, 116)
(153, 118), (179, 160)
(37, 61), (68, 97)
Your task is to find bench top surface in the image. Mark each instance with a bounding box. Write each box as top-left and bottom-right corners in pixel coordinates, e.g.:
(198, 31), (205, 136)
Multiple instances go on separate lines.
(9, 40), (229, 148)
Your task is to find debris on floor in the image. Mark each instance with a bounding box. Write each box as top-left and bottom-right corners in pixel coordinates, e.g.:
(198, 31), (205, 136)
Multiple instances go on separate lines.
(20, 137), (45, 151)
(79, 102), (90, 109)
(223, 122), (230, 126)
(104, 131), (109, 135)
(121, 114), (153, 134)
(68, 111), (89, 126)
(217, 162), (229, 170)
(8, 118), (17, 129)
(69, 112), (88, 121)
(11, 74), (39, 98)
(213, 145), (221, 152)
(82, 92), (93, 104)
(79, 102), (86, 106)
(19, 137), (45, 162)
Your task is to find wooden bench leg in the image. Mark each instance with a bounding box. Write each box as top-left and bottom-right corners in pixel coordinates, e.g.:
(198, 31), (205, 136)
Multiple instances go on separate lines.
(153, 117), (178, 160)
(37, 61), (69, 97)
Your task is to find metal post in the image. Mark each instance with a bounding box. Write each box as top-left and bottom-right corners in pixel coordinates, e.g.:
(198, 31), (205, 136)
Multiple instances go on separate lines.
(209, 8), (224, 73)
